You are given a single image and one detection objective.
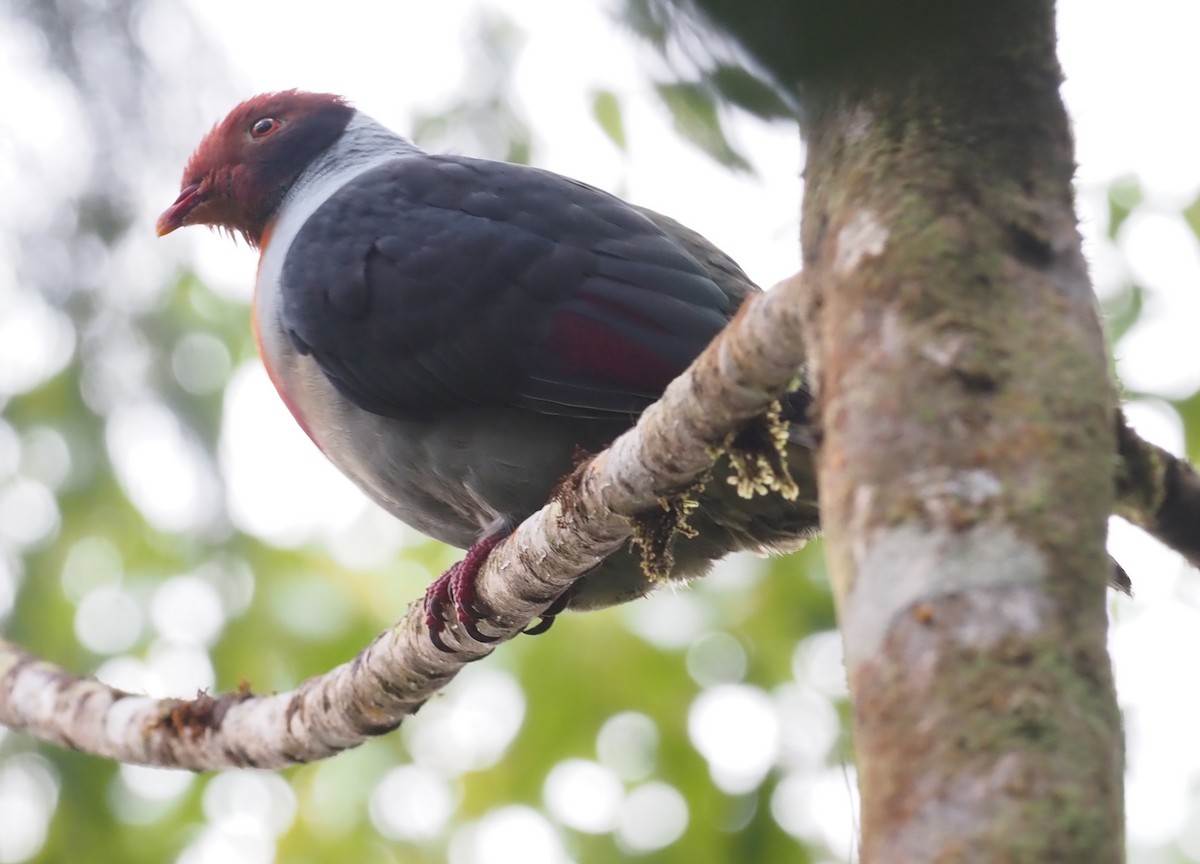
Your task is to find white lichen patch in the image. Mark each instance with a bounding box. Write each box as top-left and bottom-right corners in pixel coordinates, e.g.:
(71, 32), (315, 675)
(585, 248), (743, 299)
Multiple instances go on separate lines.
(834, 211), (889, 276)
(841, 105), (874, 145)
(914, 468), (1004, 524)
(919, 329), (994, 384)
(106, 696), (160, 745)
(842, 523), (1046, 667)
(920, 332), (970, 369)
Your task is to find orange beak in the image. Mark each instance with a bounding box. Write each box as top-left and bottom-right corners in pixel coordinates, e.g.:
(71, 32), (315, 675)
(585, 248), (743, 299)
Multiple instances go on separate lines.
(156, 182), (204, 236)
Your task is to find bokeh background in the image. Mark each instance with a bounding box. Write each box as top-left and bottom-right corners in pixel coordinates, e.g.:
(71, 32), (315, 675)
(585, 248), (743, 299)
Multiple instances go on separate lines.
(0, 1), (1197, 862)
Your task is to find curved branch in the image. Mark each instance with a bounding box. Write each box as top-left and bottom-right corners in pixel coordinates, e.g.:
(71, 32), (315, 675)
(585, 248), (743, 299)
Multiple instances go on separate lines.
(0, 273), (807, 770)
(1115, 414), (1200, 569)
(1, 256), (1193, 770)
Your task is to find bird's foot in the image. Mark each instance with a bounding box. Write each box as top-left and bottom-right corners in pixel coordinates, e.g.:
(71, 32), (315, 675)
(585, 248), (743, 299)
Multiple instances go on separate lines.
(423, 535), (578, 649)
(424, 534), (506, 651)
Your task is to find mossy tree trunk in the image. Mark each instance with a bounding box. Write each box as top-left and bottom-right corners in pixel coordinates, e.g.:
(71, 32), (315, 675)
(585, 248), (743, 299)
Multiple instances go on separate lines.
(795, 2), (1123, 860)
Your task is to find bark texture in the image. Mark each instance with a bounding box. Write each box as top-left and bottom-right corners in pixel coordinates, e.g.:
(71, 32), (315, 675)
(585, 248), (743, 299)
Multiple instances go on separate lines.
(796, 2), (1123, 861)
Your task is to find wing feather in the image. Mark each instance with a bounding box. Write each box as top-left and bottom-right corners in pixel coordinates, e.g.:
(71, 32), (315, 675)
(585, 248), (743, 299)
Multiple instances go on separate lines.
(278, 154), (749, 420)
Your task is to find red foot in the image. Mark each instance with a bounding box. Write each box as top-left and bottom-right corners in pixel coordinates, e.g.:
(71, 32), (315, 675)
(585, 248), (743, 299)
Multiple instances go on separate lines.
(424, 533), (507, 651)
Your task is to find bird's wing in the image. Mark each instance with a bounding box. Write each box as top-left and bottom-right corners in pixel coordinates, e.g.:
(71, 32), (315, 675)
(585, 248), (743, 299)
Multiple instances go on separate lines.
(278, 154), (747, 420)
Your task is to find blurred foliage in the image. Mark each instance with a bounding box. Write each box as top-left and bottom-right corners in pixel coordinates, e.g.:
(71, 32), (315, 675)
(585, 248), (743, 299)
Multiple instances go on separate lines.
(654, 82), (754, 174)
(1175, 390), (1200, 461)
(1099, 178), (1146, 352)
(2, 2), (1198, 864)
(591, 90), (629, 153)
(1108, 174), (1144, 239)
(409, 11), (533, 165)
(0, 3), (843, 864)
(1185, 187), (1200, 248)
(618, 0), (804, 174)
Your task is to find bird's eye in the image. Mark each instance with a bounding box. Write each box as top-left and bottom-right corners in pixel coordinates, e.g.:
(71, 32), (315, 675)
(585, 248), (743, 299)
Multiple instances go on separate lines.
(249, 117), (280, 139)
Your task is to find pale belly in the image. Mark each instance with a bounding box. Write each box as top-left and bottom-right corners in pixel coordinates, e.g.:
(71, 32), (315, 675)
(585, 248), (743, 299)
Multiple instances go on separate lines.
(256, 315), (621, 547)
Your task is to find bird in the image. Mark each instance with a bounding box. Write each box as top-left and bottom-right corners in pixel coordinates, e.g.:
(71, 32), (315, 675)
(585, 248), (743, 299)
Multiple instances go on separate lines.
(157, 90), (818, 647)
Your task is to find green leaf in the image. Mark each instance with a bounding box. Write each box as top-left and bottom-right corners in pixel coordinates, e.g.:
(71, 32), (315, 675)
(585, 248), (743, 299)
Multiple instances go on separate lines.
(1184, 189), (1200, 243)
(654, 81), (755, 174)
(1106, 174), (1143, 240)
(709, 64), (796, 120)
(621, 0), (670, 48)
(1172, 387), (1200, 462)
(591, 89), (628, 151)
(1101, 282), (1145, 346)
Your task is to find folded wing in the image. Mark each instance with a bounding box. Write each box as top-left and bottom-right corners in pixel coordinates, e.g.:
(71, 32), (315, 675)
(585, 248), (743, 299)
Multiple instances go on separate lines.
(279, 155), (745, 421)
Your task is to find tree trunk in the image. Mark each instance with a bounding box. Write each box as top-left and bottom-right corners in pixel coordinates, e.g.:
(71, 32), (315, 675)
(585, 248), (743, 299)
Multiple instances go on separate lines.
(796, 2), (1123, 860)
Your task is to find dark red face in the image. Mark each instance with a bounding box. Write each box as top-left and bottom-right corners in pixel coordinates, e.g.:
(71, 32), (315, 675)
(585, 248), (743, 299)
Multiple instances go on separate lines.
(157, 90), (354, 247)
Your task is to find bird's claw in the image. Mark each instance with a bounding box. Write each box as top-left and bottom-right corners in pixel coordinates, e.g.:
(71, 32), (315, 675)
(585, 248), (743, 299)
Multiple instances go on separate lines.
(423, 537), (577, 650)
(521, 588), (573, 636)
(423, 534), (506, 652)
(521, 616), (556, 636)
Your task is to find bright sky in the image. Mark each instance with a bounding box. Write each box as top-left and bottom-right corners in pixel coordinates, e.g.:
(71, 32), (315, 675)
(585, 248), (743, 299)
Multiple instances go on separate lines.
(2, 0), (1198, 858)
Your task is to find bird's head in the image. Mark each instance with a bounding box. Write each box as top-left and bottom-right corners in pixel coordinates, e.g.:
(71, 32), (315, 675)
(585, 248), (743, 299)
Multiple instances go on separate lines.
(157, 90), (354, 247)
